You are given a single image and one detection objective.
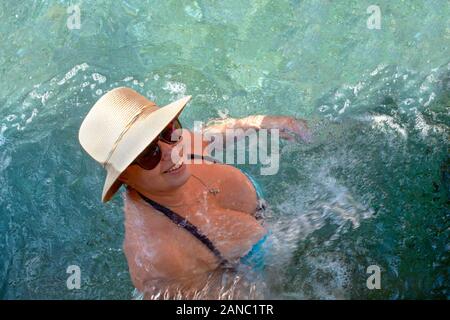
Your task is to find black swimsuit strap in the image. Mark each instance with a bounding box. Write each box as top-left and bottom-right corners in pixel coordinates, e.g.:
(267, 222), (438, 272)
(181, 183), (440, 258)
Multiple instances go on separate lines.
(189, 153), (221, 164)
(136, 191), (229, 267)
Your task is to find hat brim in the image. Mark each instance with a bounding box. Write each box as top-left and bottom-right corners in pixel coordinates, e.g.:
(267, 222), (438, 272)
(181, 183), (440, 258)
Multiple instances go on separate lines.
(101, 95), (191, 202)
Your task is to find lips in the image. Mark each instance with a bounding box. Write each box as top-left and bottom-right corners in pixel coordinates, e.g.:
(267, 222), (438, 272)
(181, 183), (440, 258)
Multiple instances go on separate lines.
(163, 159), (184, 174)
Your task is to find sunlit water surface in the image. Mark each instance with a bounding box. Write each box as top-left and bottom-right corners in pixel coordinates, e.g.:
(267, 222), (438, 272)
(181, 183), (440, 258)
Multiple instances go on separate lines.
(0, 0), (449, 299)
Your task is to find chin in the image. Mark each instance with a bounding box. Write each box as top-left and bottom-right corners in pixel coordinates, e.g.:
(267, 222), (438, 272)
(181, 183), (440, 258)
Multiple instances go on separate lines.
(164, 163), (191, 188)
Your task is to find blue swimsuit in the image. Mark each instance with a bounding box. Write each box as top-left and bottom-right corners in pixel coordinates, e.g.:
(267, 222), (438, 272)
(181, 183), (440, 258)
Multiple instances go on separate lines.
(239, 170), (270, 272)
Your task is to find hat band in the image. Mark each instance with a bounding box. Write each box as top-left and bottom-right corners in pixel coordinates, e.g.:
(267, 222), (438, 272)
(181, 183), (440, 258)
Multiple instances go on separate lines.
(102, 104), (155, 168)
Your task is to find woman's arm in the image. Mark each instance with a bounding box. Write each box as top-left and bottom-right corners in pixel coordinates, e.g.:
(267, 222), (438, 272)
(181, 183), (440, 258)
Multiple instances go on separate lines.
(203, 115), (312, 142)
(181, 115), (311, 158)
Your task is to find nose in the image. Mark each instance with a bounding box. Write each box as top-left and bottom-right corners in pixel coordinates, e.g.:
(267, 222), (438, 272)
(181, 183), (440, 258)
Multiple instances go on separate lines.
(159, 139), (183, 162)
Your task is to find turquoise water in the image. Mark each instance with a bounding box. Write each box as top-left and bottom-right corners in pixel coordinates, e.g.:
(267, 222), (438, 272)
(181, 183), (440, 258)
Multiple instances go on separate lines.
(0, 0), (449, 299)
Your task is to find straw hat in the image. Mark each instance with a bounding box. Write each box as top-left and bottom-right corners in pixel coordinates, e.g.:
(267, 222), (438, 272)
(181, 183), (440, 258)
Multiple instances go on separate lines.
(79, 87), (191, 202)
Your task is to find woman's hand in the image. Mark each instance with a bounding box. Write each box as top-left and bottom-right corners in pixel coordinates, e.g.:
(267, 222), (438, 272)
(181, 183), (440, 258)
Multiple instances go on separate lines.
(259, 116), (312, 142)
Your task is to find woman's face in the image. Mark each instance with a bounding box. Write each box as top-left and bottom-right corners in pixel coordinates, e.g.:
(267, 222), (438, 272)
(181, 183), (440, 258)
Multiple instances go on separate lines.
(120, 139), (191, 194)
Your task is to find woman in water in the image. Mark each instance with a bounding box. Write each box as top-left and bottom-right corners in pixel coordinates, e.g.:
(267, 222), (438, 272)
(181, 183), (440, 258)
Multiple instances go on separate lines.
(78, 87), (310, 299)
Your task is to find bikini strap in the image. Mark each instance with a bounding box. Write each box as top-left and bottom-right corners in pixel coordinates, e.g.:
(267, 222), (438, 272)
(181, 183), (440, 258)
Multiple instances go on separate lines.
(189, 153), (222, 164)
(136, 191), (230, 267)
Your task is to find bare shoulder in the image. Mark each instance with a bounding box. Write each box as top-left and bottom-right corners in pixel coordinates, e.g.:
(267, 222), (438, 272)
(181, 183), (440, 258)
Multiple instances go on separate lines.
(191, 164), (258, 215)
(122, 188), (157, 227)
(122, 189), (180, 289)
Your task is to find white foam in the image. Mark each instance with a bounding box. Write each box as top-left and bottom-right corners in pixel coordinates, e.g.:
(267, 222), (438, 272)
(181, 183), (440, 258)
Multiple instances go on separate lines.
(0, 154), (11, 171)
(423, 92), (436, 107)
(270, 160), (374, 268)
(0, 124), (7, 146)
(163, 81), (186, 96)
(338, 99), (350, 114)
(370, 63), (387, 76)
(92, 73), (106, 84)
(25, 109), (38, 124)
(29, 89), (51, 105)
(304, 254), (351, 299)
(371, 114), (408, 138)
(57, 63), (89, 85)
(5, 115), (16, 122)
(351, 81), (364, 96)
(184, 1), (203, 21)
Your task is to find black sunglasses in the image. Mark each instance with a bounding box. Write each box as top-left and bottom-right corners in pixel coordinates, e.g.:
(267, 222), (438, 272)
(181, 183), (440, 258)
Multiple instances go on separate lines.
(132, 118), (182, 170)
